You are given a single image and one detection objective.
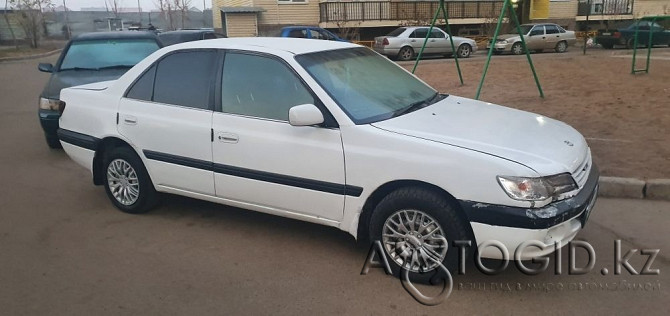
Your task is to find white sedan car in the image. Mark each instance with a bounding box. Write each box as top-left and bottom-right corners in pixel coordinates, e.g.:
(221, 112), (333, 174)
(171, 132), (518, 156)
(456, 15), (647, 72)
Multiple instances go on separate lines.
(374, 26), (478, 60)
(57, 38), (598, 280)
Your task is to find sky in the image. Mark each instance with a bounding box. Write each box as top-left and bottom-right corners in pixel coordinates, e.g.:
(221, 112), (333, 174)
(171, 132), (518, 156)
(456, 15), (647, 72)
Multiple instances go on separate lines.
(58, 0), (212, 11)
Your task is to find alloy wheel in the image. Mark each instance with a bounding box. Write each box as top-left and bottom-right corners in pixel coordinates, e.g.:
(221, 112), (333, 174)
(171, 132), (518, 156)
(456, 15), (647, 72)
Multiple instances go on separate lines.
(106, 159), (140, 206)
(382, 209), (448, 273)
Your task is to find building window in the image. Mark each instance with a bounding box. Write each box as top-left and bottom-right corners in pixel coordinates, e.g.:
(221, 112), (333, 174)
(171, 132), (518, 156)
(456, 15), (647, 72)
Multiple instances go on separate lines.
(278, 0), (307, 4)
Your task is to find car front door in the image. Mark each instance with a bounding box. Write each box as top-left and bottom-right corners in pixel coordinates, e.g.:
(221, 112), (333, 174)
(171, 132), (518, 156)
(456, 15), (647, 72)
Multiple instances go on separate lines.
(430, 29), (450, 54)
(117, 50), (218, 195)
(211, 51), (346, 221)
(409, 29), (429, 52)
(526, 25), (546, 50)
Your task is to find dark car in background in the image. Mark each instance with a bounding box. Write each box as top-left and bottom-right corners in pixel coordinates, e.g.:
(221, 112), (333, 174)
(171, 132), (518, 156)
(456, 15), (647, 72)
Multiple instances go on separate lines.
(278, 26), (348, 42)
(157, 29), (226, 46)
(37, 31), (162, 148)
(595, 21), (670, 49)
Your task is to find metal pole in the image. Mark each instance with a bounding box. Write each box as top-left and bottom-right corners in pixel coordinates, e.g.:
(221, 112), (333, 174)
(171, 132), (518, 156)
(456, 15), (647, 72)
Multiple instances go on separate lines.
(441, 1), (464, 85)
(411, 3), (442, 73)
(583, 0), (591, 55)
(137, 0), (142, 25)
(631, 19), (640, 73)
(475, 0), (509, 100)
(508, 2), (543, 97)
(644, 17), (654, 73)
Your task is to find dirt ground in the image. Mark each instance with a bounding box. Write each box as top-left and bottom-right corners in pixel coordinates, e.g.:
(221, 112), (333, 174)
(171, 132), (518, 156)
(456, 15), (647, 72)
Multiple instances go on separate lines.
(406, 49), (670, 179)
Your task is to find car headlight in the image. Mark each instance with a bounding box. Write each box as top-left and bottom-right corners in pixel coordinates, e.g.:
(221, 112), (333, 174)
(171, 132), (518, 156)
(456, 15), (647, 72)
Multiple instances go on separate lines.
(39, 97), (63, 111)
(496, 39), (508, 44)
(497, 173), (577, 201)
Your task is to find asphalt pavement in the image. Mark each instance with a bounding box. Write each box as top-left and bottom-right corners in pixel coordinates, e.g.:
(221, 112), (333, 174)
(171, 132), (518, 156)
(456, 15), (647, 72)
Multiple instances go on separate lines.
(0, 55), (668, 315)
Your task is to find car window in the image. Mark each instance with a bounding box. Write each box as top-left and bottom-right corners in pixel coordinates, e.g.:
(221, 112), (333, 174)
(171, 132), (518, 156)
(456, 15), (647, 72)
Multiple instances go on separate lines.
(529, 26), (545, 36)
(545, 25), (559, 34)
(126, 65), (156, 101)
(287, 29), (307, 38)
(203, 32), (216, 39)
(153, 51), (217, 110)
(411, 29), (428, 38)
(430, 29), (445, 38)
(309, 30), (325, 40)
(387, 27), (406, 37)
(518, 25), (533, 35)
(59, 39), (159, 71)
(318, 30), (335, 40)
(221, 53), (315, 121)
(557, 25), (567, 33)
(296, 47), (437, 124)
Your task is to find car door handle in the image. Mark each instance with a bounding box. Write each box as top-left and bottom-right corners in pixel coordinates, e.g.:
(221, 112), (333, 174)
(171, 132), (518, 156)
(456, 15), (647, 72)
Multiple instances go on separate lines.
(123, 116), (137, 125)
(217, 132), (238, 143)
(411, 39), (416, 42)
(542, 36), (546, 39)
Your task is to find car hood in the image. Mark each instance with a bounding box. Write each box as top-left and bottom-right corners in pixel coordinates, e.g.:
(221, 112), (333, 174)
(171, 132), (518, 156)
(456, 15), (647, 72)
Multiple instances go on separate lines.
(371, 95), (589, 175)
(40, 68), (128, 100)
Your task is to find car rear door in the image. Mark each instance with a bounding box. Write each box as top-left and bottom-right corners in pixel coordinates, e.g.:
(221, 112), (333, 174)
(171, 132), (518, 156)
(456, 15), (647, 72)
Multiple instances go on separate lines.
(117, 50), (218, 195)
(544, 25), (561, 49)
(211, 51), (346, 221)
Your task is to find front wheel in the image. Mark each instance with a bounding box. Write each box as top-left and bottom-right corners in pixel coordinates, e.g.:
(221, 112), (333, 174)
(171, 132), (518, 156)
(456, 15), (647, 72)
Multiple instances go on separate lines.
(103, 146), (158, 214)
(555, 41), (568, 53)
(456, 44), (472, 58)
(397, 46), (414, 61)
(369, 187), (471, 283)
(511, 42), (524, 55)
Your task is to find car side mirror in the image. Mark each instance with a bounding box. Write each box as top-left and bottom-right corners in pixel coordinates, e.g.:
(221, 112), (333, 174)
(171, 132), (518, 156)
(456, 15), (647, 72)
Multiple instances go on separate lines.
(288, 104), (324, 126)
(38, 63), (54, 73)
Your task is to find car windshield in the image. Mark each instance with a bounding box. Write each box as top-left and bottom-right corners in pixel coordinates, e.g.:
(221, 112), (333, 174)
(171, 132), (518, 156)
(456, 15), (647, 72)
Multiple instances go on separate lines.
(59, 39), (160, 71)
(296, 48), (438, 124)
(387, 27), (406, 37)
(519, 25), (534, 35)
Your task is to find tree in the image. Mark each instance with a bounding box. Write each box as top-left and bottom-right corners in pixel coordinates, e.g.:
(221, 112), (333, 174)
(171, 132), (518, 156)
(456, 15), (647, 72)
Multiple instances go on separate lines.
(107, 0), (122, 17)
(9, 0), (53, 48)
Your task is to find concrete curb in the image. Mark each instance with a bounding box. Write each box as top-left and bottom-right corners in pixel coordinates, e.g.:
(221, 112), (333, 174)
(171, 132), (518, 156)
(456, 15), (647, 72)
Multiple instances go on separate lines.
(598, 177), (670, 200)
(0, 49), (62, 63)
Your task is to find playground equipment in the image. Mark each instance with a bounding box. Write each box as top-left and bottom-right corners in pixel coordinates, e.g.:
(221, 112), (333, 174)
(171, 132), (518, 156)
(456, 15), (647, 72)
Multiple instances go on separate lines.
(631, 15), (670, 74)
(410, 0), (543, 100)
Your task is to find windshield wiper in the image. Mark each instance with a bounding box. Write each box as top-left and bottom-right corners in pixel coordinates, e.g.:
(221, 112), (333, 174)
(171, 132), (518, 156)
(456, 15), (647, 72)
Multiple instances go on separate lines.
(96, 65), (134, 70)
(59, 65), (134, 71)
(392, 92), (442, 118)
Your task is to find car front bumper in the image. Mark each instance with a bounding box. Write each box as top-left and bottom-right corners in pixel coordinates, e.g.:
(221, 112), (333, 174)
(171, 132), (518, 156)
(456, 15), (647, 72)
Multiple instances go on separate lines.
(39, 109), (61, 138)
(460, 164), (600, 259)
(486, 42), (513, 52)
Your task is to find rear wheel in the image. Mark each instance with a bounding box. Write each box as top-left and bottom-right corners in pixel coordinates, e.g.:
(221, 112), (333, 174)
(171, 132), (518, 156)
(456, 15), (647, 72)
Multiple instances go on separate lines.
(555, 41), (568, 53)
(369, 187), (470, 283)
(103, 146), (158, 214)
(456, 44), (472, 58)
(511, 42), (524, 55)
(397, 46), (414, 61)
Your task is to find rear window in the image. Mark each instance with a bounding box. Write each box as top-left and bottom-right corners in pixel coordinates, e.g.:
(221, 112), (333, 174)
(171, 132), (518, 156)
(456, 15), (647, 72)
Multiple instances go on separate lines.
(387, 28), (406, 37)
(59, 39), (159, 71)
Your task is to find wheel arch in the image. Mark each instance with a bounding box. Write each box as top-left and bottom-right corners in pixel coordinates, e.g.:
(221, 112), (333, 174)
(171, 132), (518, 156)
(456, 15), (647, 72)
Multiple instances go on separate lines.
(92, 137), (136, 185)
(356, 179), (475, 244)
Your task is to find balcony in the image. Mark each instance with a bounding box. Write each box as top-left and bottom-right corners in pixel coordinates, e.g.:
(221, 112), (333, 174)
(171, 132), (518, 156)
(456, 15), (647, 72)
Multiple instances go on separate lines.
(577, 0), (633, 16)
(319, 1), (504, 23)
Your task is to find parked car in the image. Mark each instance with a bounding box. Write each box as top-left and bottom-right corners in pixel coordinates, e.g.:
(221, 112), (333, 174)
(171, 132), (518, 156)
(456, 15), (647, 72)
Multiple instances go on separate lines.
(374, 26), (477, 61)
(595, 21), (670, 49)
(487, 23), (576, 55)
(158, 29), (226, 46)
(56, 38), (598, 281)
(278, 26), (348, 42)
(38, 31), (162, 148)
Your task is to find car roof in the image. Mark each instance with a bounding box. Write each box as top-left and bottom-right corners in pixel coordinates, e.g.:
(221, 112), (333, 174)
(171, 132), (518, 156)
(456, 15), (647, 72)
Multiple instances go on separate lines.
(72, 31), (159, 42)
(166, 37), (358, 55)
(159, 29), (213, 35)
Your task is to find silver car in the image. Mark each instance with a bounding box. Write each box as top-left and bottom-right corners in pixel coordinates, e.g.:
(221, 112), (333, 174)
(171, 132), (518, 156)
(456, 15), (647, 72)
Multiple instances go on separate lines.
(373, 26), (478, 61)
(487, 23), (577, 55)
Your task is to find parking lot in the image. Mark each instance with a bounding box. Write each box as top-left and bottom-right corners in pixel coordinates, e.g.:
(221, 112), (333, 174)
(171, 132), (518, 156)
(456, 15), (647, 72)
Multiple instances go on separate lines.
(1, 52), (669, 315)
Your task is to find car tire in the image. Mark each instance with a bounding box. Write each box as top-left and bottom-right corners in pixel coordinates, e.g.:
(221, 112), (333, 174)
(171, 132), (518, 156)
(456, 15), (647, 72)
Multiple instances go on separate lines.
(511, 42), (524, 55)
(103, 146), (159, 214)
(397, 46), (414, 61)
(369, 187), (471, 284)
(626, 38), (636, 49)
(45, 135), (62, 149)
(555, 41), (568, 53)
(456, 44), (472, 58)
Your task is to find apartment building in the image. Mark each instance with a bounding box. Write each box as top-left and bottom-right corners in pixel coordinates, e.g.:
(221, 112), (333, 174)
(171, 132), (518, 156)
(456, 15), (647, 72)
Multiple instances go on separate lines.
(212, 0), (669, 39)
